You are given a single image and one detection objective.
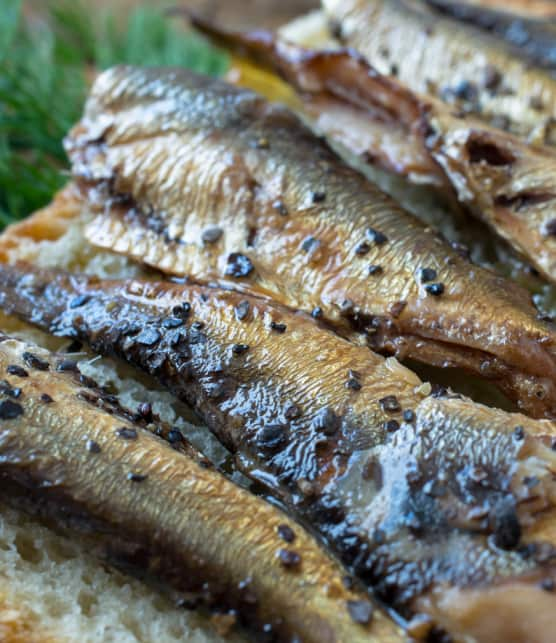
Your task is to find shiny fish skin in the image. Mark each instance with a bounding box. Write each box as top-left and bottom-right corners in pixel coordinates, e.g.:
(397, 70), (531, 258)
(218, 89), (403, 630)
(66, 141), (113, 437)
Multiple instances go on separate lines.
(425, 0), (556, 75)
(0, 331), (392, 643)
(323, 0), (556, 146)
(65, 65), (556, 418)
(2, 264), (556, 641)
(198, 24), (556, 284)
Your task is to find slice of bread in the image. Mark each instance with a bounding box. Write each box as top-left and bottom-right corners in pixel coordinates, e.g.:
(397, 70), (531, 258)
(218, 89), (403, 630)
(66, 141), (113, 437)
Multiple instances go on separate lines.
(0, 185), (241, 642)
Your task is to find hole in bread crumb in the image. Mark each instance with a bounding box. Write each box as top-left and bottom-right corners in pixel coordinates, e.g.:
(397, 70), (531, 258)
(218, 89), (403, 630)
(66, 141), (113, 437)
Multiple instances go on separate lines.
(44, 538), (77, 564)
(77, 590), (97, 616)
(14, 532), (43, 565)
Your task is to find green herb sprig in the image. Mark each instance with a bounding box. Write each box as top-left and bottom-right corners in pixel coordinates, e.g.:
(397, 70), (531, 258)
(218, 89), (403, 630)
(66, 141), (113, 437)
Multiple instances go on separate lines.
(0, 0), (228, 224)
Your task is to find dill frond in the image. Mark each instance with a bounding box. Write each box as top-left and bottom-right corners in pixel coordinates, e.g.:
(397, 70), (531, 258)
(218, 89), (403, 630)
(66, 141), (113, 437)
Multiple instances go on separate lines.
(0, 0), (228, 223)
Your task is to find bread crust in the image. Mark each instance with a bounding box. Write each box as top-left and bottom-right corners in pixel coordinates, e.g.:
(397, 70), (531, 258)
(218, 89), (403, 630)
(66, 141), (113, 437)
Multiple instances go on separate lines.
(0, 184), (84, 262)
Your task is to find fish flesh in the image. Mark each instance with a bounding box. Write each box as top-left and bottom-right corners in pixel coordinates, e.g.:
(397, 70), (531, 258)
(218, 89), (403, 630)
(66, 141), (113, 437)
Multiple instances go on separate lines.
(65, 65), (556, 418)
(193, 20), (556, 284)
(323, 0), (556, 146)
(424, 0), (556, 75)
(461, 0), (556, 19)
(0, 330), (394, 643)
(2, 264), (556, 642)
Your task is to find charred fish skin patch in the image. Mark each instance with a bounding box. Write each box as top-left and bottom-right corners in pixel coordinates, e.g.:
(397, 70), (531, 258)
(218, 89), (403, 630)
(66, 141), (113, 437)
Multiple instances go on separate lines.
(0, 331), (396, 643)
(65, 65), (556, 419)
(4, 266), (556, 633)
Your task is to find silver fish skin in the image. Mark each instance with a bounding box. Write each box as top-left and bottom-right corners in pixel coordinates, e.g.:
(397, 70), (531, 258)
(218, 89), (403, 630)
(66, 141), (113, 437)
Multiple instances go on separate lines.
(323, 0), (556, 146)
(1, 263), (556, 642)
(64, 65), (556, 419)
(0, 330), (393, 643)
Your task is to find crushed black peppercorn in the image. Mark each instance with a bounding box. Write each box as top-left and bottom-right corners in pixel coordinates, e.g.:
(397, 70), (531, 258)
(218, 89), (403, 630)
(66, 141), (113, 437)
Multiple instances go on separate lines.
(22, 352), (49, 371)
(86, 439), (101, 454)
(0, 399), (23, 419)
(225, 253), (254, 278)
(346, 600), (373, 625)
(270, 321), (287, 333)
(235, 300), (250, 321)
(127, 472), (148, 482)
(277, 548), (301, 568)
(277, 524), (296, 543)
(425, 283), (445, 296)
(379, 395), (401, 413)
(117, 427), (138, 440)
(366, 228), (388, 245)
(7, 365), (28, 378)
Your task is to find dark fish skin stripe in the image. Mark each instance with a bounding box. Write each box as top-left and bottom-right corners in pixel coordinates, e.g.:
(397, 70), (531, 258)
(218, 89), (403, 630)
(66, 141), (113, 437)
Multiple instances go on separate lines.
(1, 263), (556, 638)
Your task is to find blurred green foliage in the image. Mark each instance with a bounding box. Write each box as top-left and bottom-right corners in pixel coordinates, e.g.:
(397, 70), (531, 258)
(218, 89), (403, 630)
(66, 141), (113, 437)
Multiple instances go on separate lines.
(0, 0), (228, 223)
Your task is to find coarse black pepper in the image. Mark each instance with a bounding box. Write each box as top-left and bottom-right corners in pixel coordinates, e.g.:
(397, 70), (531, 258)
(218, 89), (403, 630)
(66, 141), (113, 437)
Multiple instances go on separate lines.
(137, 402), (153, 421)
(127, 472), (148, 482)
(56, 359), (78, 373)
(367, 264), (383, 276)
(225, 253), (254, 278)
(277, 524), (295, 543)
(345, 378), (362, 391)
(379, 395), (401, 413)
(403, 409), (415, 422)
(311, 408), (341, 435)
(40, 393), (54, 404)
(284, 404), (302, 420)
(277, 549), (301, 568)
(0, 399), (23, 419)
(257, 424), (287, 450)
(544, 218), (556, 236)
(366, 228), (388, 245)
(514, 425), (525, 440)
(167, 429), (183, 444)
(354, 242), (370, 256)
(384, 419), (400, 432)
(7, 365), (28, 378)
(231, 343), (249, 355)
(311, 307), (323, 319)
(191, 321), (204, 331)
(425, 283), (445, 296)
(235, 300), (250, 321)
(22, 352), (49, 371)
(270, 321), (287, 333)
(201, 226), (223, 244)
(346, 600), (373, 625)
(311, 190), (326, 203)
(419, 267), (437, 283)
(301, 236), (320, 253)
(86, 439), (101, 454)
(116, 427), (138, 440)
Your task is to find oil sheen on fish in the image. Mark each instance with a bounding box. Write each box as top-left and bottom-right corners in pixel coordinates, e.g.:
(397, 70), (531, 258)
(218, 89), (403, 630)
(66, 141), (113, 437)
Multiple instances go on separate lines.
(65, 65), (556, 418)
(424, 0), (556, 75)
(2, 264), (556, 642)
(323, 0), (556, 146)
(192, 20), (556, 284)
(0, 331), (392, 643)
